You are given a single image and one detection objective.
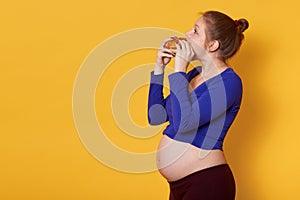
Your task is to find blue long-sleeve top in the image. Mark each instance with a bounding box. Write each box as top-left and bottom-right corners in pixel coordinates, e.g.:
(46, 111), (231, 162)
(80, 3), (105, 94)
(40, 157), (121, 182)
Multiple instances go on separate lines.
(148, 66), (243, 150)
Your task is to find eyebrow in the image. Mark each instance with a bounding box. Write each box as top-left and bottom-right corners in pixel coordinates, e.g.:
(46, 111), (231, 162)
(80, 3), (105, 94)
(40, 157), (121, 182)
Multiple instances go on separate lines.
(194, 24), (200, 29)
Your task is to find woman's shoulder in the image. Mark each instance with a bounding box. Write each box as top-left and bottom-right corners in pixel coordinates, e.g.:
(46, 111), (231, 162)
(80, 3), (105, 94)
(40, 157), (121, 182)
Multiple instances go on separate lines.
(205, 67), (242, 90)
(223, 68), (242, 84)
(221, 68), (243, 95)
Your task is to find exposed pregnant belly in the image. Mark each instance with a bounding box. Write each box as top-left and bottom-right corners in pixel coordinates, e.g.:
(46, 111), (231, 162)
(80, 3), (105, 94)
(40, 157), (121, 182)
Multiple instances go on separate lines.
(156, 135), (227, 182)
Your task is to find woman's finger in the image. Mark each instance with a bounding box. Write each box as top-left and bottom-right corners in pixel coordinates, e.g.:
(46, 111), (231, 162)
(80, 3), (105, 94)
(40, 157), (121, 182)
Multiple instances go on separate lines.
(159, 48), (176, 55)
(175, 43), (181, 50)
(159, 52), (174, 58)
(180, 40), (188, 50)
(180, 40), (193, 54)
(175, 43), (184, 56)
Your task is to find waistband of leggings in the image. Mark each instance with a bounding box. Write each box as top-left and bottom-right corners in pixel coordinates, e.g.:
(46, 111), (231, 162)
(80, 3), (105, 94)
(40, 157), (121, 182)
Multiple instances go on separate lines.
(168, 163), (229, 184)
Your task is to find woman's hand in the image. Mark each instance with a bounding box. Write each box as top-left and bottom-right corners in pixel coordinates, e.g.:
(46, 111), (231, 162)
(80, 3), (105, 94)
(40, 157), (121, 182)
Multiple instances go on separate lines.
(174, 40), (195, 73)
(154, 38), (175, 75)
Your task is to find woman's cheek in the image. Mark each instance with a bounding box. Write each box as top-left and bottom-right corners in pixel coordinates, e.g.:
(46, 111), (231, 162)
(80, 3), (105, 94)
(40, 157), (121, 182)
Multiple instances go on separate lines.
(190, 39), (207, 59)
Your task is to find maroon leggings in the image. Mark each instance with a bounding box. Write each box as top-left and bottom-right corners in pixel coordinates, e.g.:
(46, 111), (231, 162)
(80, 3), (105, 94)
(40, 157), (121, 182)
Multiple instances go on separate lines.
(168, 164), (236, 200)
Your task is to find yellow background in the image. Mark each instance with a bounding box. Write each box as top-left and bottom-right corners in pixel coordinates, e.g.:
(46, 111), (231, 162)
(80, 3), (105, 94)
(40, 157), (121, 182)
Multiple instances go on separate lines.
(1, 0), (300, 199)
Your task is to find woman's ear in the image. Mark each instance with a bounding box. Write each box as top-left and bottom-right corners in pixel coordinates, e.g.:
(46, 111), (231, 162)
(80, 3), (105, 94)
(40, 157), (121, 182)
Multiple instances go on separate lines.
(207, 40), (219, 52)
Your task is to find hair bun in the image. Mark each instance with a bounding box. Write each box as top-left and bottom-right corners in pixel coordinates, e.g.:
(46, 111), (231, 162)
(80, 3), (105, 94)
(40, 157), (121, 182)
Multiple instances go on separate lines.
(237, 18), (249, 33)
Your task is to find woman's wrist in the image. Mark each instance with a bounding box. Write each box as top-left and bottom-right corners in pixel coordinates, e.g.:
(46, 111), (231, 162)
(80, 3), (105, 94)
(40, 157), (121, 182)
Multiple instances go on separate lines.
(154, 64), (165, 75)
(174, 68), (186, 73)
(174, 63), (188, 73)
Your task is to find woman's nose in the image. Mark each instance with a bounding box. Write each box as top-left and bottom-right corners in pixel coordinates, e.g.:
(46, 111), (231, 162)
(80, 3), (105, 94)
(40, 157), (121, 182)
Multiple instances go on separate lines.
(185, 30), (192, 37)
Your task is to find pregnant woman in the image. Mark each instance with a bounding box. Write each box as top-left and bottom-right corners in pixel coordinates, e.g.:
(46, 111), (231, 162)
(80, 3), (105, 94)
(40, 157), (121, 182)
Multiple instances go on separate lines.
(148, 11), (249, 200)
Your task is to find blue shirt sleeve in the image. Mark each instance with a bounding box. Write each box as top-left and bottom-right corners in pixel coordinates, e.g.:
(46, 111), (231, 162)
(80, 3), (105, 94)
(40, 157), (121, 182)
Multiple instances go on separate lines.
(147, 71), (169, 125)
(168, 71), (241, 134)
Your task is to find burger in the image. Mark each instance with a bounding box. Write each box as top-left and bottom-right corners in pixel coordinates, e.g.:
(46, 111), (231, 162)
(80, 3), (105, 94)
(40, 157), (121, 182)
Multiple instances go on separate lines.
(163, 36), (187, 54)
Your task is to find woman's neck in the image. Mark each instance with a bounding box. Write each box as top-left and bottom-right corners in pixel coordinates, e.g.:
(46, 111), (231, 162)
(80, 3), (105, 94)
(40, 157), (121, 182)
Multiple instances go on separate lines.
(199, 55), (228, 79)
